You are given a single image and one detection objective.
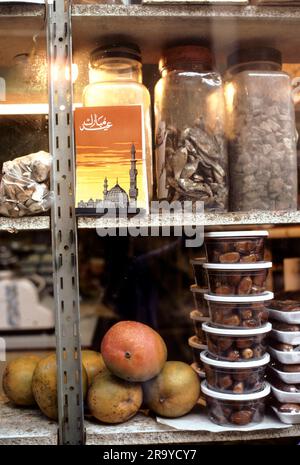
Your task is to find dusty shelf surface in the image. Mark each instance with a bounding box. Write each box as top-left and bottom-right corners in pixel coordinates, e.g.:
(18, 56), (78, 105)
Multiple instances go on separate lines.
(71, 4), (300, 64)
(0, 395), (56, 445)
(0, 396), (300, 445)
(0, 216), (50, 232)
(0, 211), (299, 232)
(78, 210), (300, 229)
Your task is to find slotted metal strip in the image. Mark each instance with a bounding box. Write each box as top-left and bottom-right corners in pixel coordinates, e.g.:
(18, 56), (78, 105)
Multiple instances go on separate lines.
(46, 0), (85, 445)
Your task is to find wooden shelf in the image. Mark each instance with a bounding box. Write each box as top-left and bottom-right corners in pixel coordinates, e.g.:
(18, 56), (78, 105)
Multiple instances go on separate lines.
(71, 4), (300, 64)
(0, 397), (299, 445)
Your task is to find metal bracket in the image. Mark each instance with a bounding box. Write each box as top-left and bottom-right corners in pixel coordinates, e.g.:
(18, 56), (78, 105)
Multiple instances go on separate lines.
(46, 0), (85, 445)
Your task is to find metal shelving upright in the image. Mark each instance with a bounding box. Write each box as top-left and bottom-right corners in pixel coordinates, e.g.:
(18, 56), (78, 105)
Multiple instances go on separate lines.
(47, 0), (85, 445)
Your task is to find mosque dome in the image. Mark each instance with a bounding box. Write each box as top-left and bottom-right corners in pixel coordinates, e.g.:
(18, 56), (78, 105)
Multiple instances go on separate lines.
(105, 183), (129, 206)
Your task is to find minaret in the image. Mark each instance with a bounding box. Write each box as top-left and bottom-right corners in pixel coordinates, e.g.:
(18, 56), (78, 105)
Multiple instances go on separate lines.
(129, 144), (138, 207)
(103, 177), (108, 200)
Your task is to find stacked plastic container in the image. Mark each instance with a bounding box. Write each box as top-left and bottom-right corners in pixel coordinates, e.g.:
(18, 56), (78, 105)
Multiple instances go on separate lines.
(200, 231), (273, 426)
(267, 300), (300, 424)
(189, 257), (210, 380)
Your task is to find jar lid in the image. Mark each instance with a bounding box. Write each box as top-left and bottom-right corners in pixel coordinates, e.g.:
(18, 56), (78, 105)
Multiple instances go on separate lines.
(188, 335), (207, 350)
(204, 230), (268, 238)
(201, 380), (271, 401)
(200, 350), (270, 368)
(204, 291), (274, 303)
(203, 261), (272, 270)
(159, 45), (213, 72)
(90, 43), (142, 66)
(227, 47), (282, 69)
(202, 321), (272, 336)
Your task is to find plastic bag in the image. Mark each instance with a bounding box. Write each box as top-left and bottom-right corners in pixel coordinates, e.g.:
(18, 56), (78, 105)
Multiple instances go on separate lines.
(0, 151), (52, 217)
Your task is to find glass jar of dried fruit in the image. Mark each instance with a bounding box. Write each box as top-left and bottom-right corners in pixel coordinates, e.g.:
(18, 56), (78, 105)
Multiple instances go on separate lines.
(154, 45), (228, 211)
(225, 47), (298, 212)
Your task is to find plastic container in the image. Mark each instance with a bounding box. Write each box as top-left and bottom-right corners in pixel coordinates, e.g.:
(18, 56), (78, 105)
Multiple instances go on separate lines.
(203, 262), (272, 296)
(270, 365), (300, 384)
(271, 328), (300, 345)
(267, 300), (300, 324)
(271, 384), (300, 403)
(201, 350), (269, 394)
(202, 381), (270, 426)
(204, 231), (268, 264)
(224, 47), (298, 212)
(190, 310), (210, 340)
(268, 344), (300, 364)
(203, 322), (271, 361)
(190, 285), (210, 317)
(188, 336), (207, 369)
(190, 258), (208, 288)
(154, 45), (228, 211)
(191, 362), (206, 380)
(272, 405), (300, 424)
(204, 291), (273, 328)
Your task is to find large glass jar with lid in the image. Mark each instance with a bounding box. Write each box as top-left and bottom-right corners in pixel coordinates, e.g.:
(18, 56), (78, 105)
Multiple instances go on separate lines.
(154, 45), (228, 211)
(82, 43), (152, 210)
(225, 47), (298, 212)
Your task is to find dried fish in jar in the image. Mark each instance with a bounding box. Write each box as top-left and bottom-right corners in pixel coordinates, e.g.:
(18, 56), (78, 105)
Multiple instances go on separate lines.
(225, 47), (298, 212)
(155, 45), (228, 211)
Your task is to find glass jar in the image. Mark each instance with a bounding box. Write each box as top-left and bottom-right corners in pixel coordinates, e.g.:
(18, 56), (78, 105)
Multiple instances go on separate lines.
(225, 47), (298, 212)
(82, 43), (152, 205)
(154, 45), (228, 211)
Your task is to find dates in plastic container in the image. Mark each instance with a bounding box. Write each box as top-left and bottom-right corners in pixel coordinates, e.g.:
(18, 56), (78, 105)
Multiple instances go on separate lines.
(190, 285), (210, 316)
(268, 341), (300, 365)
(203, 262), (272, 296)
(188, 335), (207, 370)
(267, 300), (300, 324)
(204, 231), (268, 264)
(190, 257), (208, 287)
(201, 350), (270, 394)
(204, 291), (273, 328)
(201, 381), (270, 426)
(203, 322), (271, 361)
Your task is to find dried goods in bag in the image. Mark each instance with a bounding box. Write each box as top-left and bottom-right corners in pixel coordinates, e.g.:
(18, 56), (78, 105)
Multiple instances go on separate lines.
(0, 150), (52, 217)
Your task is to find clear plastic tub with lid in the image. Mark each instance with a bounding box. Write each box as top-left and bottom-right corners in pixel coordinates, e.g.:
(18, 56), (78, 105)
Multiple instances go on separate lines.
(204, 231), (268, 264)
(155, 45), (228, 211)
(267, 300), (300, 324)
(188, 336), (207, 371)
(202, 381), (270, 426)
(190, 257), (208, 287)
(203, 322), (272, 361)
(203, 262), (272, 296)
(224, 47), (298, 211)
(268, 340), (300, 364)
(190, 310), (210, 341)
(201, 350), (270, 394)
(204, 291), (273, 328)
(190, 285), (210, 316)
